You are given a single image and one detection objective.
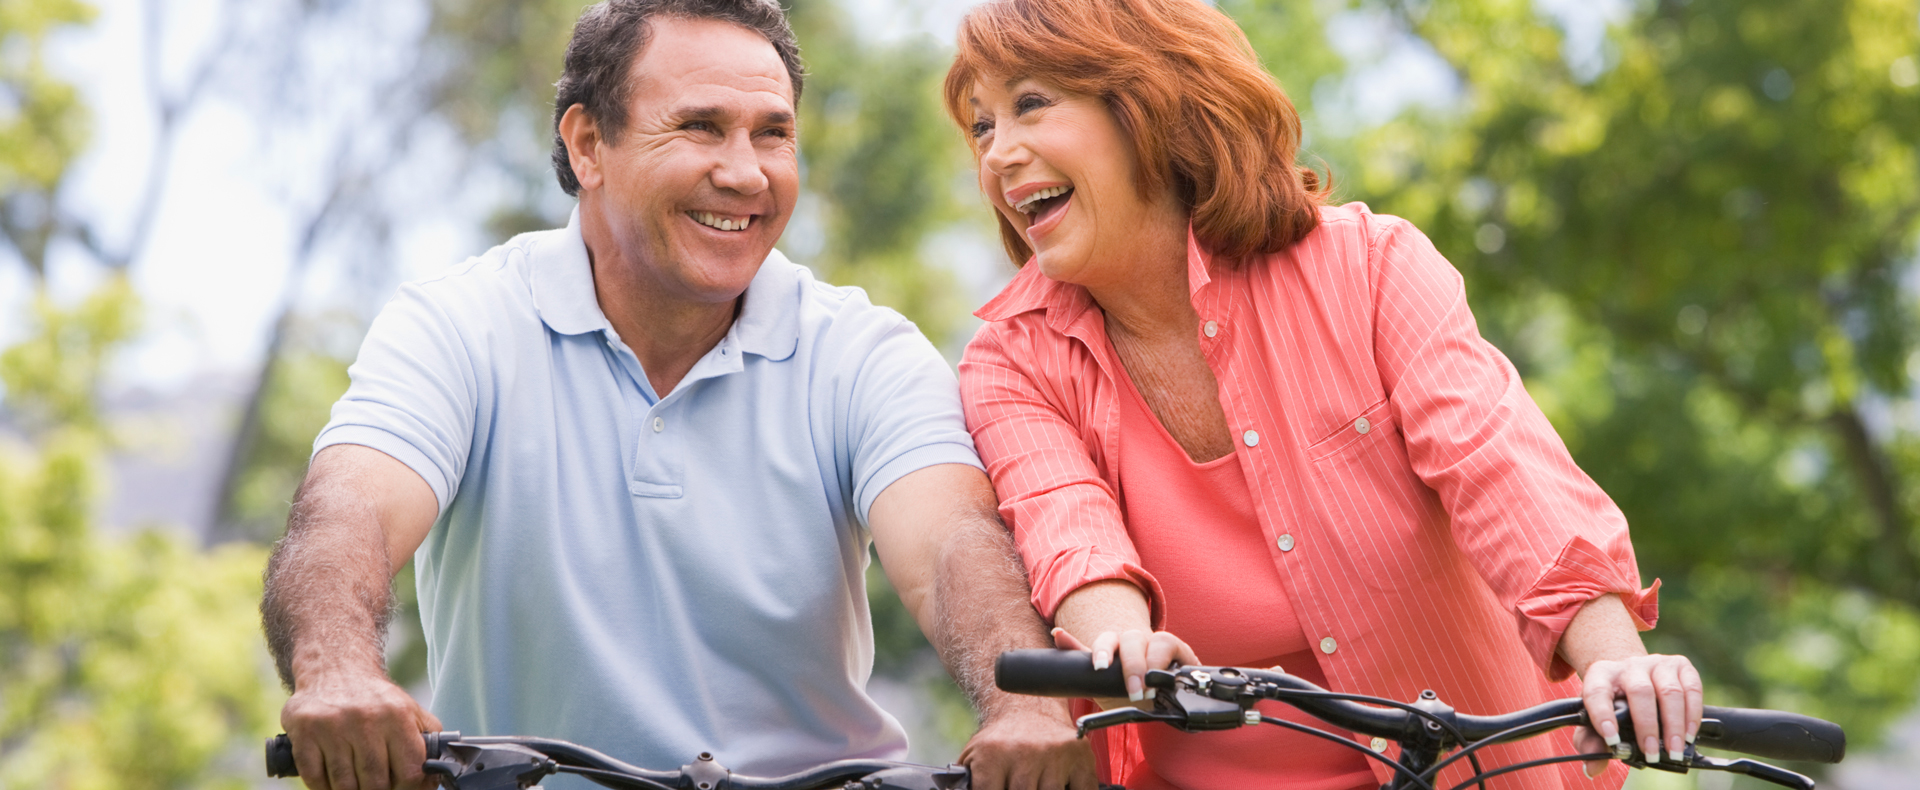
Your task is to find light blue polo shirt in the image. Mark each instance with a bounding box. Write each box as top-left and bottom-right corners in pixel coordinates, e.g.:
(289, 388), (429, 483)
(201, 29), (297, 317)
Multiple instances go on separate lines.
(314, 211), (982, 780)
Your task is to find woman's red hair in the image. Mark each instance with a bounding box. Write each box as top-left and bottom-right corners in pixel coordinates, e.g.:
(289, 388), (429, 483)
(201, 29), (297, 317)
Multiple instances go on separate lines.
(944, 0), (1328, 267)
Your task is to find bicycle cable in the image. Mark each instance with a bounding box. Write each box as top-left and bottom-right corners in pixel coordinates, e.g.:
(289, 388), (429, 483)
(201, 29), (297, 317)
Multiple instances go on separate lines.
(1258, 686), (1489, 790)
(1443, 753), (1612, 790)
(1255, 715), (1437, 790)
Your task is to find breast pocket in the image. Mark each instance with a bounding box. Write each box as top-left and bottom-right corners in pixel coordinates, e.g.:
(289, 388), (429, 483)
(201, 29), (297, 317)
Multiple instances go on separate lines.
(1306, 399), (1451, 591)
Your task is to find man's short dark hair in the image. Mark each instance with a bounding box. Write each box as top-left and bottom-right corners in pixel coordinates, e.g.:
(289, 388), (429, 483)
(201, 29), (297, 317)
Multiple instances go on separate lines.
(550, 0), (805, 197)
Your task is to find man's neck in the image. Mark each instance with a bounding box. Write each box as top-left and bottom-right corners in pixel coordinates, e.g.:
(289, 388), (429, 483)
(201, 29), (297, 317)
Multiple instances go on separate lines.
(582, 243), (741, 399)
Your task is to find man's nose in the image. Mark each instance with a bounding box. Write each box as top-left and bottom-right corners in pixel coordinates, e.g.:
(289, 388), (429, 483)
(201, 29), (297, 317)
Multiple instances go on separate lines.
(710, 131), (769, 194)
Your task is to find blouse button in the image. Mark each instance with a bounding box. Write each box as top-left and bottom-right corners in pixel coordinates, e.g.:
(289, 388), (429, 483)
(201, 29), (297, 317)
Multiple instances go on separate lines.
(1203, 320), (1219, 338)
(1320, 636), (1338, 655)
(1354, 417), (1371, 434)
(1370, 737), (1389, 753)
(1277, 534), (1295, 552)
(1242, 429), (1260, 447)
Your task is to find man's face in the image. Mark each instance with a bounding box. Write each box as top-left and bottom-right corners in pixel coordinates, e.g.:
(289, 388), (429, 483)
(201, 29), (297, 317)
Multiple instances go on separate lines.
(582, 16), (798, 307)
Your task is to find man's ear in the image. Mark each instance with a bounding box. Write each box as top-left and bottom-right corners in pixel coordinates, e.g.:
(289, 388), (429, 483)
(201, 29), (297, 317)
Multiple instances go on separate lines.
(559, 104), (604, 192)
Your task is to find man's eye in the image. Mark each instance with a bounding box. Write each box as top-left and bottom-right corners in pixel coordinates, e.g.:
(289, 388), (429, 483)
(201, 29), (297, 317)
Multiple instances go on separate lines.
(759, 127), (791, 139)
(682, 121), (718, 133)
(970, 120), (993, 139)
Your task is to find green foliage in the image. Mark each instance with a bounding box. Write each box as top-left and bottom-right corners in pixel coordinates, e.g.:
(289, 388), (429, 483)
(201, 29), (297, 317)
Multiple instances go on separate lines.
(1319, 0), (1920, 745)
(0, 0), (95, 275)
(226, 350), (352, 539)
(0, 282), (282, 788)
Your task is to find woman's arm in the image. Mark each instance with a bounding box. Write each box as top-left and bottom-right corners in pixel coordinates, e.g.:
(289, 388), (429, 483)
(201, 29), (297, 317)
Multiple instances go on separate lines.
(1559, 594), (1703, 774)
(1052, 580), (1197, 704)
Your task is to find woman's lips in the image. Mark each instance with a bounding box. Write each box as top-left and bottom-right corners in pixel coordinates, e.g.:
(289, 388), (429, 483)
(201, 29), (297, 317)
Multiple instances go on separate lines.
(1026, 191), (1073, 242)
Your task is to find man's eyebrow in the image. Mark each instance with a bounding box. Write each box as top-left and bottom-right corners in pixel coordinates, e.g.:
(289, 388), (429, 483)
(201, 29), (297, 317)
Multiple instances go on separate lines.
(670, 106), (794, 126)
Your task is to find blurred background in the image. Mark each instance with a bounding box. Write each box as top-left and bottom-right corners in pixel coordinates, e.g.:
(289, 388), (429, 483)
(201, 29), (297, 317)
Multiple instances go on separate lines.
(1, 0), (1916, 786)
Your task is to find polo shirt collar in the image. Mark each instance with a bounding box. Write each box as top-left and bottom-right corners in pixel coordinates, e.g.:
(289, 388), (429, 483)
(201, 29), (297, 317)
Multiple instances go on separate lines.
(531, 208), (800, 361)
(973, 226), (1217, 329)
(531, 208), (612, 337)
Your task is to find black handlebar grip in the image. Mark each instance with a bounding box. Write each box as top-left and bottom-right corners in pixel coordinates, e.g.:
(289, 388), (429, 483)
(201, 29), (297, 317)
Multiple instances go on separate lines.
(266, 734), (298, 777)
(1700, 705), (1847, 763)
(996, 649), (1128, 698)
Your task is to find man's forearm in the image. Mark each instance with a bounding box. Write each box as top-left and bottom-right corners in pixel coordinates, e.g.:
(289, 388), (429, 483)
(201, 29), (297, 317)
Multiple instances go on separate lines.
(261, 474), (399, 690)
(926, 510), (1063, 720)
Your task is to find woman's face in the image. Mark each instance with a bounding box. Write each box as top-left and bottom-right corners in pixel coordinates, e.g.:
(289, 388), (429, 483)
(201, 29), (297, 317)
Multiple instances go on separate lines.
(969, 76), (1181, 288)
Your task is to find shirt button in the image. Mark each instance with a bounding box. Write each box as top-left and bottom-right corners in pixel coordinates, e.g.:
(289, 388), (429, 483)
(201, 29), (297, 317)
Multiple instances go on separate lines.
(1370, 737), (1389, 753)
(1354, 417), (1371, 434)
(1320, 636), (1338, 654)
(1242, 429), (1260, 447)
(1277, 534), (1295, 552)
(1203, 320), (1219, 338)
(652, 416), (665, 433)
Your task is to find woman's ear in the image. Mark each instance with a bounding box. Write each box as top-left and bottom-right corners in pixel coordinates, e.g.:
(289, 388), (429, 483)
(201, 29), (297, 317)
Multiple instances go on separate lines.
(558, 104), (604, 192)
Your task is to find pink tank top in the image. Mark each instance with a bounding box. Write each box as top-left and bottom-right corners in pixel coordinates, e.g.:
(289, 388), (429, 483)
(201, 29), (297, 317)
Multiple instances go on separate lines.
(1114, 372), (1375, 790)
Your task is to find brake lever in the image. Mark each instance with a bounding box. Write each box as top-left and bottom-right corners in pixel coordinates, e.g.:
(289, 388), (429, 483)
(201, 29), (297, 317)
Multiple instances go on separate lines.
(1072, 706), (1190, 737)
(1689, 755), (1815, 790)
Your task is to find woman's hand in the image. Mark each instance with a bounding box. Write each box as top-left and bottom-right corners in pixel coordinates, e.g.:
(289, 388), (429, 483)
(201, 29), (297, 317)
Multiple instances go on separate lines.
(1575, 653), (1703, 775)
(1051, 626), (1198, 703)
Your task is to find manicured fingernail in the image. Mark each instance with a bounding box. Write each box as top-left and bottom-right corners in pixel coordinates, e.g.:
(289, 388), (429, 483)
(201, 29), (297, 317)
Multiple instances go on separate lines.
(1092, 653), (1110, 671)
(1583, 760), (1604, 779)
(1686, 730), (1697, 744)
(1669, 736), (1685, 764)
(1644, 737), (1661, 763)
(1144, 688), (1156, 700)
(1598, 720), (1619, 747)
(1127, 676), (1143, 702)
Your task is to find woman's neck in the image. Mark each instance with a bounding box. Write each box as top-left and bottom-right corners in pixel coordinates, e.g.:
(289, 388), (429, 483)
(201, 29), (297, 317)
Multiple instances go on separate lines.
(1086, 207), (1197, 342)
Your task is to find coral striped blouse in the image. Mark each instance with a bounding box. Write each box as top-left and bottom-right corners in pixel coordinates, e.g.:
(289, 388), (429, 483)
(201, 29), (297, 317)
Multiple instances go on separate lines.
(959, 203), (1658, 790)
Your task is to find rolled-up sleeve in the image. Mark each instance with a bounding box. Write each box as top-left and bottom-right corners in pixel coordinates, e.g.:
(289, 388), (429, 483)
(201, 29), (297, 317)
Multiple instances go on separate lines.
(959, 325), (1166, 626)
(1366, 216), (1657, 680)
(314, 282), (478, 514)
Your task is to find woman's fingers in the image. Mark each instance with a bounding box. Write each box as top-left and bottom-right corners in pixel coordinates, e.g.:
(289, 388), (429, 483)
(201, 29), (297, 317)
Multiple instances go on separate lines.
(1570, 725), (1609, 779)
(1579, 662), (1623, 751)
(1115, 630), (1150, 701)
(1682, 660), (1704, 746)
(1650, 659), (1687, 762)
(1088, 631), (1120, 671)
(1049, 627), (1088, 651)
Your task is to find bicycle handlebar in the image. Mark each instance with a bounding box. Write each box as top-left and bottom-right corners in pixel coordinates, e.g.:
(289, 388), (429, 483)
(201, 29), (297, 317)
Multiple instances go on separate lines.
(995, 649), (1846, 764)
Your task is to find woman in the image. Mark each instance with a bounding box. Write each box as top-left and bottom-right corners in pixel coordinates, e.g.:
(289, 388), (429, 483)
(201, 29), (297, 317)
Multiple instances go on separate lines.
(944, 1), (1699, 789)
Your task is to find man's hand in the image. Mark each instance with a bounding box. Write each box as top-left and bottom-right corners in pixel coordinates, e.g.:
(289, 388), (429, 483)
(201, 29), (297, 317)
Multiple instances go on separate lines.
(264, 445), (442, 790)
(959, 699), (1096, 790)
(868, 465), (1099, 790)
(281, 669), (443, 790)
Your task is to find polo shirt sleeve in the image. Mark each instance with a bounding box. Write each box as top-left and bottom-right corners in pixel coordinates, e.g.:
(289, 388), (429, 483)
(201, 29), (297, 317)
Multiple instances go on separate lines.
(844, 318), (986, 525)
(313, 281), (477, 514)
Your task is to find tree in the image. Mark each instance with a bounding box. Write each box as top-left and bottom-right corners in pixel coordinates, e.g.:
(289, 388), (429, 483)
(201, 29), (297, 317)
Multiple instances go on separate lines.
(0, 282), (282, 789)
(1314, 0), (1920, 748)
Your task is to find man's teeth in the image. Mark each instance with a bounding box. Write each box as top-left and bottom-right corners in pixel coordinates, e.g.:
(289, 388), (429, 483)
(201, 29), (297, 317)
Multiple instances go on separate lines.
(693, 212), (751, 231)
(1015, 186), (1072, 215)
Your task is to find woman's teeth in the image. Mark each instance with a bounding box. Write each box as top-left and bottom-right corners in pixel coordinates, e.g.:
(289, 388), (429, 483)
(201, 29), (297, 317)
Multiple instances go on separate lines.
(693, 212), (750, 231)
(1014, 186), (1073, 215)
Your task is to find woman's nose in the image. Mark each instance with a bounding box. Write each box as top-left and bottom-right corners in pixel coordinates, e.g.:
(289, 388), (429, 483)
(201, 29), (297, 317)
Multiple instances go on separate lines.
(979, 129), (1026, 178)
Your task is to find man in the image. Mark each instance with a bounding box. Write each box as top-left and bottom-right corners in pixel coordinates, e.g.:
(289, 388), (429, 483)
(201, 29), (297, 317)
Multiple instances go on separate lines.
(259, 2), (1092, 790)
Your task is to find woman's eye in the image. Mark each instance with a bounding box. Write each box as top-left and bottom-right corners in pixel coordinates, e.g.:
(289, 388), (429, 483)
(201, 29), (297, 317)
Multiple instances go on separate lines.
(1014, 94), (1050, 114)
(970, 119), (993, 139)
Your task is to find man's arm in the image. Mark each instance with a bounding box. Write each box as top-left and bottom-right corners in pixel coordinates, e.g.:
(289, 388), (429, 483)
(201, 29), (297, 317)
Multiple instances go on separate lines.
(867, 463), (1096, 790)
(262, 444), (443, 790)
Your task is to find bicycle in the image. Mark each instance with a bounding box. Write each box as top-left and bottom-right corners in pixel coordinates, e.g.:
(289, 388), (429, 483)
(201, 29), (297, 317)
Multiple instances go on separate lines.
(994, 648), (1846, 790)
(263, 648), (1846, 790)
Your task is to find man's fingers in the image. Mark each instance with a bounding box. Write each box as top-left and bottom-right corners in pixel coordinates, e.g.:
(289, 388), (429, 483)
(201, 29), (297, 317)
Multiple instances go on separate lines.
(355, 734), (393, 790)
(327, 741), (362, 790)
(388, 721), (427, 790)
(292, 736), (334, 790)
